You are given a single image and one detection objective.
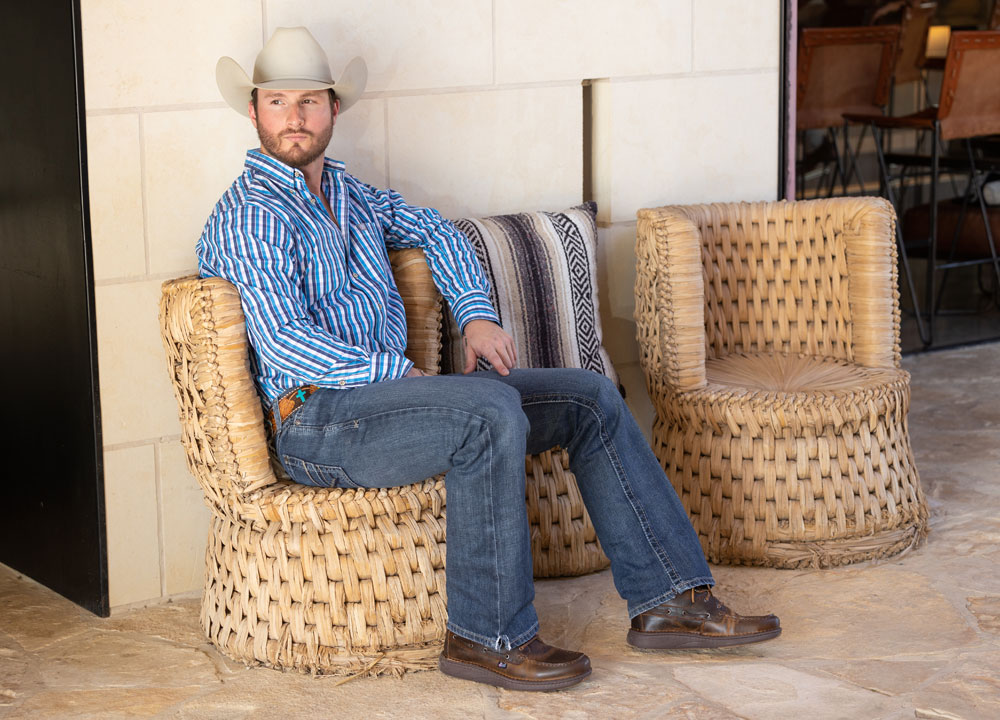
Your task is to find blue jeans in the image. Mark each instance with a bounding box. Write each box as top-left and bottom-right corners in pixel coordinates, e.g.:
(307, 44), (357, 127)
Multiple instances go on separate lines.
(274, 368), (713, 651)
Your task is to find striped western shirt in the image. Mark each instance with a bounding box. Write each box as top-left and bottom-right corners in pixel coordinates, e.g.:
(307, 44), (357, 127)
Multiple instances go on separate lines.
(197, 149), (499, 403)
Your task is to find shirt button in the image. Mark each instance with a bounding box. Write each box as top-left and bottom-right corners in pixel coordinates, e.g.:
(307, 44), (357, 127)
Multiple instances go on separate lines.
(352, 272), (359, 279)
(338, 380), (346, 386)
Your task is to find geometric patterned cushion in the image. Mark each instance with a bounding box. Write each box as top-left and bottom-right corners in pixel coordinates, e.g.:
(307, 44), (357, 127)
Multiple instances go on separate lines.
(442, 202), (619, 390)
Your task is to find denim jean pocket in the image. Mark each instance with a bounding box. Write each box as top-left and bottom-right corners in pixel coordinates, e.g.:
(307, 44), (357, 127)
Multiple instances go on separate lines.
(281, 455), (361, 489)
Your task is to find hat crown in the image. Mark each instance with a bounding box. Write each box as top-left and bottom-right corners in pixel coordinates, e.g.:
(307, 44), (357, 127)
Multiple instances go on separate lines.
(216, 27), (366, 117)
(252, 27), (333, 85)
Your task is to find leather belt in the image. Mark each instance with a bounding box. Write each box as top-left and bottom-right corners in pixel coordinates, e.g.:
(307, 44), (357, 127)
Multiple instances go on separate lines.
(268, 384), (319, 434)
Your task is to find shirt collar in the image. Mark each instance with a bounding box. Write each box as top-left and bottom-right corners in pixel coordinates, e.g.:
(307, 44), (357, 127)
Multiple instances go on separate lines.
(244, 149), (346, 190)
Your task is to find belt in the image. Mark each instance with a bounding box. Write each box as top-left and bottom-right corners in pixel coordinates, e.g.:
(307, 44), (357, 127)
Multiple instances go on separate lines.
(268, 384), (319, 434)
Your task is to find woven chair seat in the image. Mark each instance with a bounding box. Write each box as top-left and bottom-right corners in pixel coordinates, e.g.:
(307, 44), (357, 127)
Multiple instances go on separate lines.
(708, 352), (898, 393)
(697, 352), (908, 433)
(236, 478), (445, 528)
(660, 352), (921, 566)
(636, 198), (928, 569)
(239, 456), (605, 579)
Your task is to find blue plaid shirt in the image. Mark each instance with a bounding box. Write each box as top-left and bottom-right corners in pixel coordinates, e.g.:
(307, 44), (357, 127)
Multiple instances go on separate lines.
(197, 149), (499, 402)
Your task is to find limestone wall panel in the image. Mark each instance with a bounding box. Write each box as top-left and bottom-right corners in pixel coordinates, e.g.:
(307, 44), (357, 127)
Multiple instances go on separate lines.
(160, 441), (210, 596)
(142, 108), (258, 277)
(693, 0), (781, 72)
(86, 113), (145, 281)
(104, 445), (160, 607)
(595, 72), (779, 224)
(387, 86), (582, 219)
(80, 0), (262, 109)
(95, 280), (178, 446)
(265, 0), (493, 92)
(495, 0), (692, 84)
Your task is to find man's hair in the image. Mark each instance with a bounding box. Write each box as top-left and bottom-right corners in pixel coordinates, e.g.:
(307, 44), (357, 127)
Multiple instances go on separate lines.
(250, 88), (338, 113)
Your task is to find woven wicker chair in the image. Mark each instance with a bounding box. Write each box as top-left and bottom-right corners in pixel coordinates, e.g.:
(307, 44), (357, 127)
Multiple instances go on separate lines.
(635, 198), (928, 569)
(159, 248), (606, 676)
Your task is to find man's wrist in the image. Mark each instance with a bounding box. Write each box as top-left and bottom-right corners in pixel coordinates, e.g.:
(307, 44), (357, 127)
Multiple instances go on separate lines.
(463, 318), (499, 334)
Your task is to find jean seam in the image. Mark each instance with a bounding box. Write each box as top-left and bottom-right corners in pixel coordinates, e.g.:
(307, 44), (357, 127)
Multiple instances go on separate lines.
(447, 619), (540, 650)
(521, 391), (684, 588)
(290, 404), (497, 430)
(485, 424), (504, 647)
(280, 455), (362, 489)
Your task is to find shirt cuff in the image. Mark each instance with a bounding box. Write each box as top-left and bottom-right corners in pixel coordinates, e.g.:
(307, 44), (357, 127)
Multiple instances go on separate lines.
(450, 290), (500, 331)
(368, 352), (414, 384)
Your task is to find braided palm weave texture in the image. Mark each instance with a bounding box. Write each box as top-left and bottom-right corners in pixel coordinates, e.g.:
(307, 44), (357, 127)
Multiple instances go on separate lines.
(159, 249), (606, 676)
(635, 198), (928, 568)
(525, 448), (607, 577)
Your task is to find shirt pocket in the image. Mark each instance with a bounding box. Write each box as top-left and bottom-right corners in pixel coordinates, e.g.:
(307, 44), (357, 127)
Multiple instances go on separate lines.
(280, 455), (362, 489)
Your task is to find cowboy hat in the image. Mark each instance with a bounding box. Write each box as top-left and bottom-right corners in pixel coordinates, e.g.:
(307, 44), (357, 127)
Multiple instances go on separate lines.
(216, 27), (367, 117)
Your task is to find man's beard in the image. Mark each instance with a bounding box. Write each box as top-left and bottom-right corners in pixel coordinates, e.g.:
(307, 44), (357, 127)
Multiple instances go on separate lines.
(257, 121), (333, 169)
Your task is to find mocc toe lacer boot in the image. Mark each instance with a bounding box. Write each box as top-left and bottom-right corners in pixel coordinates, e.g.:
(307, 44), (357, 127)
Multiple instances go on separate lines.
(439, 631), (592, 691)
(627, 586), (781, 649)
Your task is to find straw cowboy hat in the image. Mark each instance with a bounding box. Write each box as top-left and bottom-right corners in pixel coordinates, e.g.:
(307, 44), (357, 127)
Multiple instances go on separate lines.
(216, 27), (367, 118)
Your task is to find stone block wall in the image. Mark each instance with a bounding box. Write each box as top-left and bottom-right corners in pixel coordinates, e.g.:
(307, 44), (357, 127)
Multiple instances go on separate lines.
(81, 0), (780, 608)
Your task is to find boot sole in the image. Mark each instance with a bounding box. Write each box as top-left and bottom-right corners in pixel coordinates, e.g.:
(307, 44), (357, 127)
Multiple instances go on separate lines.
(439, 655), (591, 691)
(627, 627), (782, 649)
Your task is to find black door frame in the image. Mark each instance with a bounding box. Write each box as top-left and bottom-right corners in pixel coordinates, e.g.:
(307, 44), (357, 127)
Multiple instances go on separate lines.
(0, 0), (108, 616)
(779, 0), (797, 200)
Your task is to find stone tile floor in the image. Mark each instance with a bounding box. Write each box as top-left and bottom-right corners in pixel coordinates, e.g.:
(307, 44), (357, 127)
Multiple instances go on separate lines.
(2, 343), (999, 719)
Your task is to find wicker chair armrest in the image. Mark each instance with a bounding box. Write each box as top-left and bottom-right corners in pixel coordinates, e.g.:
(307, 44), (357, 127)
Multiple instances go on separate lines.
(840, 197), (902, 368)
(635, 208), (708, 392)
(388, 248), (444, 375)
(160, 275), (278, 514)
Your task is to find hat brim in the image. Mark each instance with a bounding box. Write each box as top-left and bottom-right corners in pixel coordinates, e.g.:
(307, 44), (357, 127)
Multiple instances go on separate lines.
(216, 55), (367, 118)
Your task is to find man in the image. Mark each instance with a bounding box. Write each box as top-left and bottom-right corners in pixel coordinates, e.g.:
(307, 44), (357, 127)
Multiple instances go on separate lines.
(199, 27), (780, 692)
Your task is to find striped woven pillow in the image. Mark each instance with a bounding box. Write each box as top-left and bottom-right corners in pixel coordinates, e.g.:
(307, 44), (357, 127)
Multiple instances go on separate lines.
(442, 202), (619, 390)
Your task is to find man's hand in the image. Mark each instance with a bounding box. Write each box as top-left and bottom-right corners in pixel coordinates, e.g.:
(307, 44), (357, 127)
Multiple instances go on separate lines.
(463, 320), (517, 375)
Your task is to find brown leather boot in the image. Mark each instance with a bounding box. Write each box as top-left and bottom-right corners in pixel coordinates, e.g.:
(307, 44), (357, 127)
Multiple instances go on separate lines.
(627, 586), (781, 649)
(439, 631), (592, 691)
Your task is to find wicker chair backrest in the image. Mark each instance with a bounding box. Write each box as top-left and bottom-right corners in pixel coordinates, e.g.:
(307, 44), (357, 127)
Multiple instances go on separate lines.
(635, 198), (901, 392)
(694, 201), (856, 361)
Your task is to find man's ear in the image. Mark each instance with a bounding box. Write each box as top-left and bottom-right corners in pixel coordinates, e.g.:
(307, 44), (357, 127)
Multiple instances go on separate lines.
(248, 100), (258, 129)
(331, 97), (341, 124)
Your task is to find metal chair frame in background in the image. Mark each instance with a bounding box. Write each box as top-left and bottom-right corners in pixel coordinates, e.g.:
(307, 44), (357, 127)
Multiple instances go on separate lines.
(849, 31), (1000, 346)
(884, 0), (938, 142)
(796, 26), (900, 199)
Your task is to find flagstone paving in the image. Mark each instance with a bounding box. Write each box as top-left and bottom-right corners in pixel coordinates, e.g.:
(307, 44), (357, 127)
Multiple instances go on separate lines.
(2, 343), (999, 719)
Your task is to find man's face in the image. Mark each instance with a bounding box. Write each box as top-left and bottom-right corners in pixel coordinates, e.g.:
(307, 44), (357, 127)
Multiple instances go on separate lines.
(249, 89), (339, 169)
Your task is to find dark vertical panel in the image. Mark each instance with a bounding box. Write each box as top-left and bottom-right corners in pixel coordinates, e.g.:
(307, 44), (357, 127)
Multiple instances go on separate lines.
(581, 80), (593, 203)
(0, 1), (108, 615)
(779, 0), (797, 200)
